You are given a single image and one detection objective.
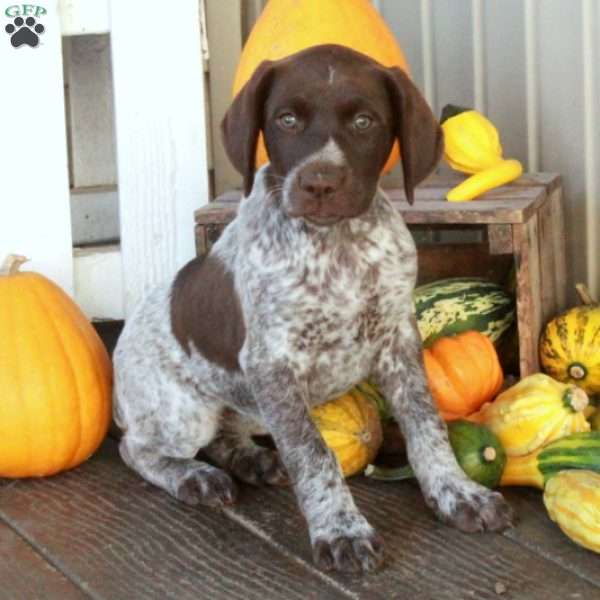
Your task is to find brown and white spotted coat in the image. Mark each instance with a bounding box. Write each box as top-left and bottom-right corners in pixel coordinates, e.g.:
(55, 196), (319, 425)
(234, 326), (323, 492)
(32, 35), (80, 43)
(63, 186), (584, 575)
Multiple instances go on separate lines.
(113, 44), (513, 575)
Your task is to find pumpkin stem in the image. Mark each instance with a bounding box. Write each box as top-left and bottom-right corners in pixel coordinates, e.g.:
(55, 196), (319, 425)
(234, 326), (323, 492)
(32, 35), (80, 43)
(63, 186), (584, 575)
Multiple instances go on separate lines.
(563, 387), (589, 413)
(482, 446), (497, 462)
(568, 363), (587, 381)
(575, 283), (597, 306)
(0, 254), (29, 277)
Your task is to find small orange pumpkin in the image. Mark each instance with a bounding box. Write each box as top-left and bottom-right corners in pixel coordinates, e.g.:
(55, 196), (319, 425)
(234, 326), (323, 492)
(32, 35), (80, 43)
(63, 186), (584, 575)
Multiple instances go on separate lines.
(232, 0), (410, 173)
(0, 255), (112, 478)
(423, 330), (504, 421)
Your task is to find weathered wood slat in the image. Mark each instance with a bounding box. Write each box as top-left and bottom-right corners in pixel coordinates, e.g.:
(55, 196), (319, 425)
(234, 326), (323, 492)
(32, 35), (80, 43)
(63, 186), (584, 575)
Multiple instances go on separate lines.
(406, 172), (561, 191)
(197, 176), (558, 225)
(382, 173), (561, 194)
(194, 201), (238, 224)
(196, 190), (543, 225)
(488, 224), (514, 255)
(538, 198), (558, 324)
(513, 215), (543, 375)
(0, 442), (347, 600)
(387, 188), (547, 225)
(224, 476), (600, 599)
(0, 521), (87, 599)
(549, 187), (569, 310)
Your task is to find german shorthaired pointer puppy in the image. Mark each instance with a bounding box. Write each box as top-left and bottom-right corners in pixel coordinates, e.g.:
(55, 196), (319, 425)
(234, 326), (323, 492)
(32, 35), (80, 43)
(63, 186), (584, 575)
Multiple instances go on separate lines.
(113, 44), (513, 574)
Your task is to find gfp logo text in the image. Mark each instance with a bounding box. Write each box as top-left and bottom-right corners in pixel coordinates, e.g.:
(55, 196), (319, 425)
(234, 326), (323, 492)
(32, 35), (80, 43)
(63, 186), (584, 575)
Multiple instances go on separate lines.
(5, 4), (47, 18)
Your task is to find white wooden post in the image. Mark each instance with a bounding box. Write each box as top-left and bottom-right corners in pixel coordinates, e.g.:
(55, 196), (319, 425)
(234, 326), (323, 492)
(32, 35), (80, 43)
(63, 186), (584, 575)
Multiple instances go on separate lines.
(110, 0), (211, 316)
(59, 0), (109, 35)
(0, 1), (72, 293)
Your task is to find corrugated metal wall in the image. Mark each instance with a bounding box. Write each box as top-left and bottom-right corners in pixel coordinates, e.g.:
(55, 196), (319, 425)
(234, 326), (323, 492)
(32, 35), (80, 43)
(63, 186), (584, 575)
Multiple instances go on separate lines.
(376, 0), (600, 296)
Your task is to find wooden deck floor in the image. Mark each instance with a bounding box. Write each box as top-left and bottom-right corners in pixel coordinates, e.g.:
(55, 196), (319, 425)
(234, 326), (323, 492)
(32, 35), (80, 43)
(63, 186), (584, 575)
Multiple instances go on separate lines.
(1, 324), (599, 599)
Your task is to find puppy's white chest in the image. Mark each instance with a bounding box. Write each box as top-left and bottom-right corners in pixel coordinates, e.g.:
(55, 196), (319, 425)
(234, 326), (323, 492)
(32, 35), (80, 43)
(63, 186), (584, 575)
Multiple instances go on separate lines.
(282, 242), (414, 403)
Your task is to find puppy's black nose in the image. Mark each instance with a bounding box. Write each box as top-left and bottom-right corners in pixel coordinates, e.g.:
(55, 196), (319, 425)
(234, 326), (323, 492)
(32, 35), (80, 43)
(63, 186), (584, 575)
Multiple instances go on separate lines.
(299, 164), (346, 198)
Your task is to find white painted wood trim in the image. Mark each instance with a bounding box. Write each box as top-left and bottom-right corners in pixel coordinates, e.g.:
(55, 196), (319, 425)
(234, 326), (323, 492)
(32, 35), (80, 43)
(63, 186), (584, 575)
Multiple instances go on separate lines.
(471, 0), (486, 114)
(200, 0), (210, 62)
(74, 245), (124, 320)
(110, 0), (211, 316)
(524, 0), (539, 172)
(582, 0), (598, 297)
(59, 0), (110, 35)
(420, 0), (436, 107)
(0, 2), (73, 294)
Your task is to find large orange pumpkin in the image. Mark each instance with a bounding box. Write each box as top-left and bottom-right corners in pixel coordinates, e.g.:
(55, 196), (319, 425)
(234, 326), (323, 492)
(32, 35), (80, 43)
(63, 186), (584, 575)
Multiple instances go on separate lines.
(0, 255), (112, 477)
(232, 0), (410, 172)
(423, 330), (504, 421)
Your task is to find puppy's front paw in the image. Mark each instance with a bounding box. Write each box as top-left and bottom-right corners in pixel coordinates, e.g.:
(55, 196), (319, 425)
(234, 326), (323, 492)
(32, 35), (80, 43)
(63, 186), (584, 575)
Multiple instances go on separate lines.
(426, 479), (514, 533)
(312, 524), (384, 573)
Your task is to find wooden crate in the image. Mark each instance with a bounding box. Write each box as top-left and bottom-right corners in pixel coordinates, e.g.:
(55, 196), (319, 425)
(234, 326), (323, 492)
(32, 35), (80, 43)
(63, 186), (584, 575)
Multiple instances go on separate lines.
(194, 174), (567, 377)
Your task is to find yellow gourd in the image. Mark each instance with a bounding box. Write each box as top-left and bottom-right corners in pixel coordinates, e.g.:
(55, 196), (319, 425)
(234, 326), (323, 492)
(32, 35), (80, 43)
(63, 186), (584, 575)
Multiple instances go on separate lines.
(470, 374), (590, 457)
(441, 105), (523, 201)
(544, 470), (600, 554)
(500, 432), (600, 489)
(442, 107), (503, 174)
(311, 388), (383, 477)
(446, 160), (524, 202)
(540, 285), (600, 395)
(233, 0), (409, 173)
(0, 255), (112, 477)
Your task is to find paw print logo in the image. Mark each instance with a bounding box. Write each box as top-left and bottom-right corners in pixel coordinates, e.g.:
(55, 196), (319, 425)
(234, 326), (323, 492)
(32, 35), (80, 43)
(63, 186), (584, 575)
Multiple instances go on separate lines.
(5, 16), (45, 48)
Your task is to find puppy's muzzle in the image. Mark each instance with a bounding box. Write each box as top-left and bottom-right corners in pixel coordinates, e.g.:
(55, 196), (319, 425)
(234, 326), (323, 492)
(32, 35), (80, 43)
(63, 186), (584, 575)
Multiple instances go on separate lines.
(299, 163), (346, 199)
(287, 162), (352, 224)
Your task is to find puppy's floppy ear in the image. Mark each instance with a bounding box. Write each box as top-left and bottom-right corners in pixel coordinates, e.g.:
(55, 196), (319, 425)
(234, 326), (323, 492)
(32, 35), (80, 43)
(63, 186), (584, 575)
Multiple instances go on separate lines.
(382, 67), (443, 204)
(221, 60), (276, 197)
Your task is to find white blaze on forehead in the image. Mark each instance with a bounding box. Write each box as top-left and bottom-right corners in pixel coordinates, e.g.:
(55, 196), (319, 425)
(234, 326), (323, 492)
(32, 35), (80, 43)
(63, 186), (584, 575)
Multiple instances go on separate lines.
(328, 65), (336, 85)
(313, 138), (346, 165)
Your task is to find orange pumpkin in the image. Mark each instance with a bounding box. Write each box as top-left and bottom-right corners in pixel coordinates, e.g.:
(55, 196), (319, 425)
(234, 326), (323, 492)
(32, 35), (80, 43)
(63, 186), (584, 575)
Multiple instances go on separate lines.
(233, 0), (410, 173)
(423, 330), (504, 421)
(0, 255), (112, 477)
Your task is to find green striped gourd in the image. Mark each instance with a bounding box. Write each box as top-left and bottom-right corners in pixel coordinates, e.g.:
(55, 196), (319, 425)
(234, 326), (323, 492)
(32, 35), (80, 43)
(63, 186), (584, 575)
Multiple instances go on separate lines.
(500, 431), (600, 489)
(366, 420), (506, 489)
(414, 277), (515, 347)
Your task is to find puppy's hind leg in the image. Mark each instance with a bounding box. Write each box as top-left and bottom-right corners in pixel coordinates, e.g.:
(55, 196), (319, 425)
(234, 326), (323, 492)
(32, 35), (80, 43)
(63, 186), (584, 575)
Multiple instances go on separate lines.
(116, 381), (237, 507)
(203, 410), (289, 486)
(120, 437), (238, 508)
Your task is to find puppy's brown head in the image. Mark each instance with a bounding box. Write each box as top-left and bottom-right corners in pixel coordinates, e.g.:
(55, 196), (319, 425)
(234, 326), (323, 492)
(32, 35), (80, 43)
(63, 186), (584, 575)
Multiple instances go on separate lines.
(221, 44), (442, 224)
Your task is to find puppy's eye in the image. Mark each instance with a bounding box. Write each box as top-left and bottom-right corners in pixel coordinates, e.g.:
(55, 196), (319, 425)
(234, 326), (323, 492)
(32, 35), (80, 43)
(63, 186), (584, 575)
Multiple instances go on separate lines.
(353, 115), (373, 130)
(278, 113), (299, 130)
